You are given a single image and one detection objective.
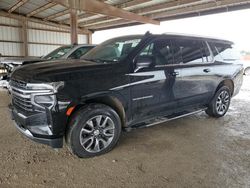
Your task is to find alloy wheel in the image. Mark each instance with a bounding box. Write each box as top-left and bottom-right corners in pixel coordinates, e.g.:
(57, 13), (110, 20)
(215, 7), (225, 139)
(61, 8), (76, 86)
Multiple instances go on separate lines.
(79, 115), (115, 153)
(216, 90), (230, 115)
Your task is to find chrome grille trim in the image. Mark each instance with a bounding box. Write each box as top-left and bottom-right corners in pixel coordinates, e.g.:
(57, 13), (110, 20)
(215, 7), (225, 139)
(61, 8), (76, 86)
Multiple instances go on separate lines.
(11, 85), (52, 94)
(11, 90), (31, 99)
(12, 94), (33, 112)
(10, 79), (27, 89)
(11, 85), (33, 111)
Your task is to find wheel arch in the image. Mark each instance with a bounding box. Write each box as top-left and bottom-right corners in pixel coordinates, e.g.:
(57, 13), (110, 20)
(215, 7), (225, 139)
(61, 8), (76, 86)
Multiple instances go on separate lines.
(216, 79), (234, 96)
(67, 93), (127, 128)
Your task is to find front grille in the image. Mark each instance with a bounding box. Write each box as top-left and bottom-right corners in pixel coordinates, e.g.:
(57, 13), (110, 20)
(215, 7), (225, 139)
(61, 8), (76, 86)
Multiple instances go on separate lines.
(10, 79), (27, 89)
(10, 83), (33, 112)
(12, 93), (32, 112)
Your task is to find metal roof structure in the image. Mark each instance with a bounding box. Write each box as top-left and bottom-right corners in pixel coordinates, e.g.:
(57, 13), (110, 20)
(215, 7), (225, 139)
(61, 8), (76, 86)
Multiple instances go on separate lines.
(0, 0), (250, 33)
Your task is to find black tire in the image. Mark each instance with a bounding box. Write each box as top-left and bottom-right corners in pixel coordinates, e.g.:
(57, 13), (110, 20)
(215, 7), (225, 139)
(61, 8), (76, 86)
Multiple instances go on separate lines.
(66, 103), (121, 158)
(206, 86), (231, 118)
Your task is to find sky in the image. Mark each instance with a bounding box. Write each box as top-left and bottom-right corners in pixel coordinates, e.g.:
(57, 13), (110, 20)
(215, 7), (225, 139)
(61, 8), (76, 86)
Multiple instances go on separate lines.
(93, 9), (250, 52)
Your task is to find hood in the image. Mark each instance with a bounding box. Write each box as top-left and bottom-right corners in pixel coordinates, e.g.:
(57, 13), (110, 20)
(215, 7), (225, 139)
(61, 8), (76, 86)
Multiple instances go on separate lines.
(0, 57), (42, 65)
(11, 59), (112, 83)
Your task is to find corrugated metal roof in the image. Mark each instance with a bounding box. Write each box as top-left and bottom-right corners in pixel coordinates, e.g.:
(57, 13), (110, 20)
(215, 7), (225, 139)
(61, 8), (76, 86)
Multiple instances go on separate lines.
(54, 13), (70, 21)
(35, 4), (67, 18)
(125, 0), (169, 11)
(0, 0), (249, 31)
(0, 0), (19, 10)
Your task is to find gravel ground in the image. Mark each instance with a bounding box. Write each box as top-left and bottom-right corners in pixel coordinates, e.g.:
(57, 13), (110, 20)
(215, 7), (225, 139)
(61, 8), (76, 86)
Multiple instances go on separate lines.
(0, 77), (249, 188)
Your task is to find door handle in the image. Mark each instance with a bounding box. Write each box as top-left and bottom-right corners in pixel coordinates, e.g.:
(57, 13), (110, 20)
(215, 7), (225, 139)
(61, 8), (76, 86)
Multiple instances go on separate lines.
(170, 71), (179, 76)
(203, 68), (211, 73)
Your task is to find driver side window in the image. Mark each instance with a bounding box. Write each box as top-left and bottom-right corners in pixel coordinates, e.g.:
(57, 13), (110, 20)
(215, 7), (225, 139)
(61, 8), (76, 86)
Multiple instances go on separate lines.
(139, 39), (173, 66)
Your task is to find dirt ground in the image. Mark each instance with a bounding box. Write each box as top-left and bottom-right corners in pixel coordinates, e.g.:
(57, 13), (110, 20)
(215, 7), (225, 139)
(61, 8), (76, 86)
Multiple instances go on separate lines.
(0, 77), (249, 188)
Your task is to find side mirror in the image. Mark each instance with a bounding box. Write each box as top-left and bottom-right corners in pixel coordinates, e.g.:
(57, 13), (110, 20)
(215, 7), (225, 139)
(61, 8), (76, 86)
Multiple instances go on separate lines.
(135, 55), (154, 72)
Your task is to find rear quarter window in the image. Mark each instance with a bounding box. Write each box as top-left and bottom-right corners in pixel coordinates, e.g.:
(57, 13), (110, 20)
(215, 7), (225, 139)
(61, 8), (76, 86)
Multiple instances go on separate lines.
(209, 42), (241, 62)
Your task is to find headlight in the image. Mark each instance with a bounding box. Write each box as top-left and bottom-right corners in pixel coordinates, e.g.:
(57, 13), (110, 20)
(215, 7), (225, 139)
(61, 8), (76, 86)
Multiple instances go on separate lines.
(34, 94), (56, 108)
(28, 82), (64, 110)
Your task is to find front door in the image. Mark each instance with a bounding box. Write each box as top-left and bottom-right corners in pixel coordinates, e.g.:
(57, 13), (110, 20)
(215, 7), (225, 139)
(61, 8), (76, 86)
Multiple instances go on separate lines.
(130, 38), (178, 123)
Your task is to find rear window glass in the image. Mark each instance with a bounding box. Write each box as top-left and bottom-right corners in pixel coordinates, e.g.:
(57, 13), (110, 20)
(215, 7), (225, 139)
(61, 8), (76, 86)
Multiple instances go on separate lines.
(172, 39), (212, 64)
(210, 42), (241, 61)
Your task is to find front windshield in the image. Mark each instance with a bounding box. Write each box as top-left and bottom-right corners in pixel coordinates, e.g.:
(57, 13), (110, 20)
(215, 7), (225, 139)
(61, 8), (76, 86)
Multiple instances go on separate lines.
(43, 45), (74, 60)
(82, 36), (142, 62)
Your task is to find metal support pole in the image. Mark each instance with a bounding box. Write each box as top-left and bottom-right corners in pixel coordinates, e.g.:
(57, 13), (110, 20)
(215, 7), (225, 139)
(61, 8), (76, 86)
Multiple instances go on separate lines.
(21, 18), (28, 56)
(88, 33), (92, 44)
(70, 9), (78, 44)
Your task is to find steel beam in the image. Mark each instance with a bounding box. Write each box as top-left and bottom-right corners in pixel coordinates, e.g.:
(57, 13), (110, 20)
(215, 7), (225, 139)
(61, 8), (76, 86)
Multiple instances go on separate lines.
(8, 0), (29, 13)
(51, 0), (159, 25)
(27, 2), (56, 17)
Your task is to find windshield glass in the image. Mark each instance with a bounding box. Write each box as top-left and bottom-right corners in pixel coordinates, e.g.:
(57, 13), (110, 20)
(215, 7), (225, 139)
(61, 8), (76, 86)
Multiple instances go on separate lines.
(82, 36), (142, 62)
(43, 45), (74, 60)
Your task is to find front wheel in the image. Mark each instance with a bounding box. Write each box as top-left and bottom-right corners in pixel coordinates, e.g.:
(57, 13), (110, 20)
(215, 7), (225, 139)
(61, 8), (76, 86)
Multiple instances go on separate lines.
(66, 104), (121, 158)
(206, 86), (231, 118)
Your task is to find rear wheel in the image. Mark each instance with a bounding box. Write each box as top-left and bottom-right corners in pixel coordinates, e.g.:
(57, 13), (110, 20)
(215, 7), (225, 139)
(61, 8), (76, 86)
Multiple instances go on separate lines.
(66, 103), (121, 158)
(206, 86), (231, 118)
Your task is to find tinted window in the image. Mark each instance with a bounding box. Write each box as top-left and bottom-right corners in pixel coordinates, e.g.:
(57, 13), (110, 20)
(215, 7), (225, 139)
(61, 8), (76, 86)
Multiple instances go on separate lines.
(139, 39), (173, 65)
(69, 46), (94, 59)
(43, 45), (74, 60)
(209, 42), (241, 61)
(82, 36), (142, 62)
(172, 39), (209, 64)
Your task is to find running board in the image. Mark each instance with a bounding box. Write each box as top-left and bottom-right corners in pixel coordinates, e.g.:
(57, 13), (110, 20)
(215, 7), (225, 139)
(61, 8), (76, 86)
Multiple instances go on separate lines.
(124, 109), (206, 132)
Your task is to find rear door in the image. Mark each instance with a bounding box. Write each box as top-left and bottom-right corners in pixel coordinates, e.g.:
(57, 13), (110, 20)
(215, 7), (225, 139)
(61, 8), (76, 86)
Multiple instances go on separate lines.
(207, 42), (243, 95)
(171, 38), (215, 108)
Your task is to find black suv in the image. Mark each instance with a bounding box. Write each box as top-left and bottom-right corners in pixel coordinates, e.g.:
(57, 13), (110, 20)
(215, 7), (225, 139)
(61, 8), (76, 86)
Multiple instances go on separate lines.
(9, 32), (243, 158)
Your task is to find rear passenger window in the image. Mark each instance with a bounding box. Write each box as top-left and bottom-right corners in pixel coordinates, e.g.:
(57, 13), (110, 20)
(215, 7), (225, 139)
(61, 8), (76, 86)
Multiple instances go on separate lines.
(172, 39), (211, 64)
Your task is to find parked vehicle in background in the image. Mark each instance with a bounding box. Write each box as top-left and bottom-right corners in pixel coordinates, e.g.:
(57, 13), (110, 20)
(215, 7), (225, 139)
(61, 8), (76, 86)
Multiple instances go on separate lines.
(9, 32), (244, 158)
(0, 64), (7, 80)
(0, 44), (96, 80)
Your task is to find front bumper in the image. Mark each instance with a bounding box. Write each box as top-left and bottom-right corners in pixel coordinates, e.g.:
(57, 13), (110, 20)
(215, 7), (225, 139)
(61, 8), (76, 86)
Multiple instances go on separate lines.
(9, 105), (63, 148)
